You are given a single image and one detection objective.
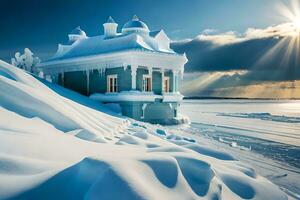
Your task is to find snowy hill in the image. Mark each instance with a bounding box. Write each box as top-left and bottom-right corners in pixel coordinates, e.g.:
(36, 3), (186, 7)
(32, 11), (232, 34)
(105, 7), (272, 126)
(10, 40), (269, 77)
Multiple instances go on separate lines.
(0, 60), (288, 200)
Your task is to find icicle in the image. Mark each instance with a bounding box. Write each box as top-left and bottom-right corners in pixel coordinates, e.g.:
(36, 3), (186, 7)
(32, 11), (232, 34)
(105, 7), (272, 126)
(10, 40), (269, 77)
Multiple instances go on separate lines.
(97, 67), (106, 77)
(97, 68), (101, 76)
(86, 70), (90, 95)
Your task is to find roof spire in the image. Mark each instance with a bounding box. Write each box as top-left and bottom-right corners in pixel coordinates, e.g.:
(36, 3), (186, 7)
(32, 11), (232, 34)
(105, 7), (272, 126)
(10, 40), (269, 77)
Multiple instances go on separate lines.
(132, 15), (139, 21)
(106, 16), (115, 23)
(70, 26), (86, 36)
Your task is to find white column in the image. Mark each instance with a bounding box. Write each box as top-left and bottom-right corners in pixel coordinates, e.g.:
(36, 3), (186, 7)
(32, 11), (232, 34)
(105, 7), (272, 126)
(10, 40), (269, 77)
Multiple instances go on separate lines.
(172, 70), (177, 92)
(86, 70), (90, 95)
(148, 67), (153, 91)
(160, 69), (164, 93)
(147, 67), (153, 77)
(131, 64), (137, 90)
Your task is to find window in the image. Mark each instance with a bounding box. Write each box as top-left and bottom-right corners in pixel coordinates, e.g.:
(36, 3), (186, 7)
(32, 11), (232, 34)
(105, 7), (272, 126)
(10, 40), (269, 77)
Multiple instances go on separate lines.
(107, 75), (118, 93)
(163, 77), (170, 93)
(143, 75), (152, 92)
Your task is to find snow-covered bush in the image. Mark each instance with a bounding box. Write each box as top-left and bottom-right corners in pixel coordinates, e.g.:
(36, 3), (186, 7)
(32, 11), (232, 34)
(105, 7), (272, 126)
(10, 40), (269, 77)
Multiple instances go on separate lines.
(11, 48), (41, 75)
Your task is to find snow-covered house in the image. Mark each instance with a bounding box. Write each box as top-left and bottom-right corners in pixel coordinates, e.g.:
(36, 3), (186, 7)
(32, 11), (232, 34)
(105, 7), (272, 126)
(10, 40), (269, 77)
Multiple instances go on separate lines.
(39, 16), (188, 124)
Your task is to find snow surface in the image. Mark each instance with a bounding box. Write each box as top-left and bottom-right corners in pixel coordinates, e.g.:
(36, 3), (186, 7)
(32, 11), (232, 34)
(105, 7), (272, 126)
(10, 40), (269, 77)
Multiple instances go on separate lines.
(90, 91), (183, 102)
(46, 31), (176, 62)
(181, 100), (300, 146)
(0, 60), (289, 199)
(179, 100), (300, 199)
(217, 112), (300, 123)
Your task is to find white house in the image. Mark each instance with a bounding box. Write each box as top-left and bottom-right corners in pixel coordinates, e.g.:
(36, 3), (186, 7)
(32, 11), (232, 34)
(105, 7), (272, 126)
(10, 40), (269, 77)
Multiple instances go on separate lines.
(39, 15), (188, 124)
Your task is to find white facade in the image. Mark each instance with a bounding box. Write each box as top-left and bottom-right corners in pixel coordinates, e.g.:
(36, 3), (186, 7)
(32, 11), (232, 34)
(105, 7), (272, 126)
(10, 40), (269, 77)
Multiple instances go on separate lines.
(38, 15), (188, 124)
(39, 16), (187, 84)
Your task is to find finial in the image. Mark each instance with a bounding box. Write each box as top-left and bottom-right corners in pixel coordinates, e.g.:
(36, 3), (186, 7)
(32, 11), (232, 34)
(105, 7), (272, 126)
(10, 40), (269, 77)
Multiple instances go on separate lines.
(107, 16), (115, 23)
(132, 15), (139, 21)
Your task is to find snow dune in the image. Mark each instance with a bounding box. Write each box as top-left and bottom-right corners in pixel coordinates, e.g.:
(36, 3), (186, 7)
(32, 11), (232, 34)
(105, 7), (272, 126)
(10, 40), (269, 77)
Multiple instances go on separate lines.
(0, 60), (289, 200)
(0, 60), (125, 141)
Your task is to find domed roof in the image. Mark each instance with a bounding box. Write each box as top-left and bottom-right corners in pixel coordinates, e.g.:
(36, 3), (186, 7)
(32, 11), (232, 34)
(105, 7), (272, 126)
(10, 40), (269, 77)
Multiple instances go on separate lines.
(122, 15), (149, 31)
(70, 26), (87, 36)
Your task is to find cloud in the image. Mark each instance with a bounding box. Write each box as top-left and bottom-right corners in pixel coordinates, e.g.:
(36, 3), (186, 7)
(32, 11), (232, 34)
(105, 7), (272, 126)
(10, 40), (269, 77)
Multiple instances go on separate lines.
(171, 22), (300, 82)
(181, 71), (300, 98)
(175, 22), (299, 46)
(196, 31), (243, 46)
(201, 28), (218, 35)
(173, 22), (300, 98)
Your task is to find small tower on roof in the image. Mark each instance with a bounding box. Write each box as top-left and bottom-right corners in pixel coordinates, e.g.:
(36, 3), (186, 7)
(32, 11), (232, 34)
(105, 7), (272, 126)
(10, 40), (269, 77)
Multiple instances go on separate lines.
(122, 15), (149, 35)
(68, 26), (87, 43)
(103, 16), (118, 38)
(132, 14), (139, 21)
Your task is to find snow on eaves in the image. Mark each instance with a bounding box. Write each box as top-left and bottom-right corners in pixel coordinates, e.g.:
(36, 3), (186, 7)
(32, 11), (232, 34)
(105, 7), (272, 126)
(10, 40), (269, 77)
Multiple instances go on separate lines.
(45, 32), (176, 63)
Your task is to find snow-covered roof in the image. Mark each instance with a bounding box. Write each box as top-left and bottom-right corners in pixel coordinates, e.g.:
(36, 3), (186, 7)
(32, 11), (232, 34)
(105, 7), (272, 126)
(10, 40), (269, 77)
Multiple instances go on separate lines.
(149, 30), (161, 37)
(41, 16), (185, 67)
(45, 30), (176, 62)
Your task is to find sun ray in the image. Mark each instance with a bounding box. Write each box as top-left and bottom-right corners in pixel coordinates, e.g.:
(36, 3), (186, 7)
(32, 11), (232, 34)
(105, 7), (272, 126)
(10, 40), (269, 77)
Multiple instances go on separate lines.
(295, 31), (300, 65)
(280, 36), (296, 68)
(291, 0), (300, 18)
(248, 0), (300, 99)
(254, 36), (289, 69)
(277, 0), (300, 23)
(277, 1), (295, 22)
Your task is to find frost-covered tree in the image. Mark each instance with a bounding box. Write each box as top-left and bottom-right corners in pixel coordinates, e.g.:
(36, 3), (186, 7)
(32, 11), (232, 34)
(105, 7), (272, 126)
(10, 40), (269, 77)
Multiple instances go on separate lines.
(11, 48), (41, 74)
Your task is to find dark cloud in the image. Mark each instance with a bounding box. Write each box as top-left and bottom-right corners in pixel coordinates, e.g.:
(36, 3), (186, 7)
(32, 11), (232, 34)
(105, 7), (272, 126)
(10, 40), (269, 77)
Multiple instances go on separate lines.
(171, 23), (300, 82)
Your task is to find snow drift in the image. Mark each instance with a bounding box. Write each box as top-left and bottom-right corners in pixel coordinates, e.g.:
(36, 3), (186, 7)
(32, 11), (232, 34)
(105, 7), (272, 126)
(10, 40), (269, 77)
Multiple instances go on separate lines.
(0, 60), (125, 141)
(0, 60), (288, 200)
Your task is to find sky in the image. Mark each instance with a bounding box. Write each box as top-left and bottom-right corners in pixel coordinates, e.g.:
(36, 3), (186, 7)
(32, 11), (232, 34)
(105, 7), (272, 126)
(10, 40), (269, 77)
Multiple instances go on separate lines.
(0, 0), (299, 98)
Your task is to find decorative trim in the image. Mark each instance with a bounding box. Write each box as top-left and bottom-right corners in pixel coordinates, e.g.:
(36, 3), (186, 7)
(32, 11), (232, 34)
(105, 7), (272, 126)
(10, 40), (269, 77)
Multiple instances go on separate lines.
(39, 50), (187, 75)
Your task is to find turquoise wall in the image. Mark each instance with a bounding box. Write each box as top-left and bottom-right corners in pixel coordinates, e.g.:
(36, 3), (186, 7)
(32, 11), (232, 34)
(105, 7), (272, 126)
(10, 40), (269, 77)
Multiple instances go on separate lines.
(119, 101), (179, 124)
(58, 67), (132, 95)
(152, 71), (162, 94)
(56, 66), (178, 95)
(165, 71), (174, 92)
(64, 71), (87, 95)
(89, 70), (106, 94)
(136, 68), (148, 91)
(135, 67), (174, 94)
(120, 102), (143, 120)
(106, 67), (132, 92)
(53, 66), (180, 124)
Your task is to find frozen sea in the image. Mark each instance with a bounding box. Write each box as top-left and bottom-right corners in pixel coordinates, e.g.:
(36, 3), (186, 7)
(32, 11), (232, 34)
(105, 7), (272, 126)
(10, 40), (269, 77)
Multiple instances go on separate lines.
(179, 100), (300, 199)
